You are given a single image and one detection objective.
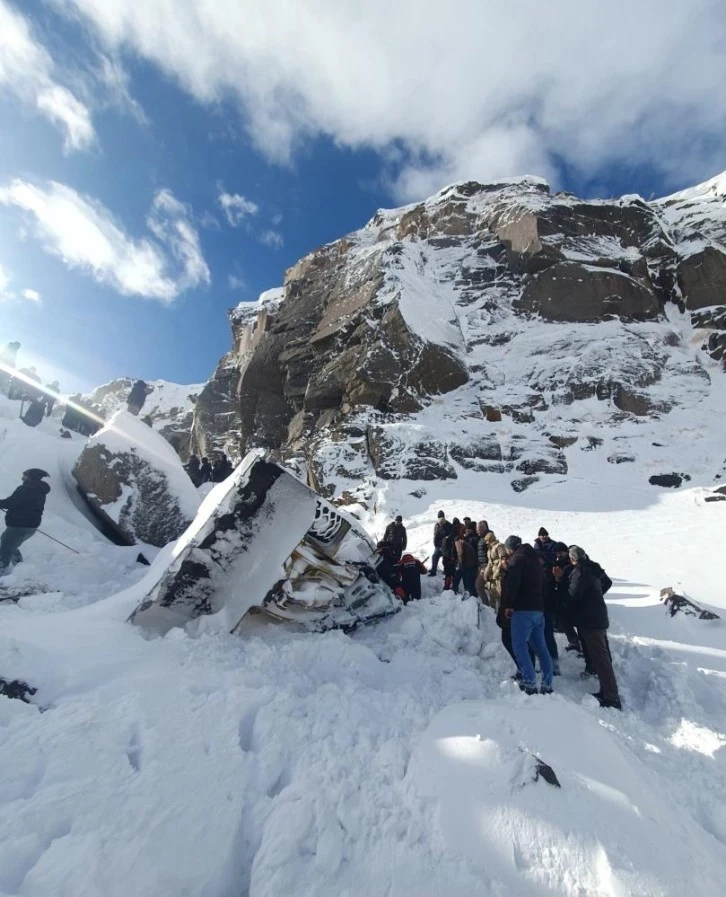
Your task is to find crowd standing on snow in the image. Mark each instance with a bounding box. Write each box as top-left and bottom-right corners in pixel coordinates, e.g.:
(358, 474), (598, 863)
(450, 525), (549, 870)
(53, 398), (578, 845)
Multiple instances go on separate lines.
(376, 513), (621, 710)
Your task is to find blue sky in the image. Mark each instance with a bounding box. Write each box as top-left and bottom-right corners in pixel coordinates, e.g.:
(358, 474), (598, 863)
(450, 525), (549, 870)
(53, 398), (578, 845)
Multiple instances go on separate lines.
(1, 0), (725, 392)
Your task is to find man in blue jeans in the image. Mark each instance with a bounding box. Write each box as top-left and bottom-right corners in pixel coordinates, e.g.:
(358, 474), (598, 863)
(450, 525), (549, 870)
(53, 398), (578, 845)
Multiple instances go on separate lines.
(501, 535), (553, 695)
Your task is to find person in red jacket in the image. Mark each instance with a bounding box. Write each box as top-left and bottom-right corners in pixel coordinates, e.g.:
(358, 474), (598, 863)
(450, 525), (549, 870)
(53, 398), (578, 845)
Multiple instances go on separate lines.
(395, 553), (427, 602)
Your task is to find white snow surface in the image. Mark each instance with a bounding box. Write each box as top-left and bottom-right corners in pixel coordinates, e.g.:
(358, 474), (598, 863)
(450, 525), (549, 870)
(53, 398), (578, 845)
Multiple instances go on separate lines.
(2, 392), (726, 895)
(87, 409), (201, 522)
(83, 378), (202, 425)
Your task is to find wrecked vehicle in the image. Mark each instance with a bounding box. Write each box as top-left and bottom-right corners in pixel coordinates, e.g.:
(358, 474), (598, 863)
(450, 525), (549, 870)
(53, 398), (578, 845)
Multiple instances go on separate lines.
(130, 453), (400, 634)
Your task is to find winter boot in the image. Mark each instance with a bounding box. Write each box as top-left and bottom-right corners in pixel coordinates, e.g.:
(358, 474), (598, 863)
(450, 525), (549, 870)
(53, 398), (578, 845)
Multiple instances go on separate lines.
(540, 686), (554, 695)
(552, 662), (561, 676)
(518, 682), (538, 696)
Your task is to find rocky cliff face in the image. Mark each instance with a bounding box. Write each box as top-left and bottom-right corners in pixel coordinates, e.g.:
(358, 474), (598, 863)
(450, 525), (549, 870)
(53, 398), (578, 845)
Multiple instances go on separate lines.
(191, 173), (726, 505)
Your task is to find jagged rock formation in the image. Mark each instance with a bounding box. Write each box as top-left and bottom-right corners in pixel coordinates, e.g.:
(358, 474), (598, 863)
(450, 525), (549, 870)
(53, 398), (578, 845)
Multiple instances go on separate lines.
(191, 173), (726, 502)
(73, 411), (200, 546)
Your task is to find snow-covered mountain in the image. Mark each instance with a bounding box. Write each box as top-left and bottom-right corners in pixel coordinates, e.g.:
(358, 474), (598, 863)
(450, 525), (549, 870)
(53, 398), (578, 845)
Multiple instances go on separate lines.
(80, 378), (203, 458)
(191, 174), (726, 511)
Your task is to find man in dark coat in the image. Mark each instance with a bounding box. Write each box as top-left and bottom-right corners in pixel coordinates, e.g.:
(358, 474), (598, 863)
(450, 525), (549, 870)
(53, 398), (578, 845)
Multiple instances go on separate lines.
(395, 553), (427, 602)
(374, 541), (399, 591)
(539, 555), (561, 675)
(127, 380), (153, 415)
(429, 511), (451, 576)
(383, 515), (407, 561)
(552, 542), (581, 653)
(186, 454), (202, 487)
(211, 453), (234, 482)
(0, 469), (50, 572)
(567, 545), (620, 709)
(534, 527), (557, 566)
(500, 535), (553, 694)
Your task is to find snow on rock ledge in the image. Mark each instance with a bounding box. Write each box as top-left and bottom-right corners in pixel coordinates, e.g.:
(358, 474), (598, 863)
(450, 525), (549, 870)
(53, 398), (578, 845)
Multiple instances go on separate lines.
(73, 410), (200, 547)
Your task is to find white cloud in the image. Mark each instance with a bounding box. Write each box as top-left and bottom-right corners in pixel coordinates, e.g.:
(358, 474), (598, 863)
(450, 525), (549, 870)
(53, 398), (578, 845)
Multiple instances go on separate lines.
(65, 0), (726, 198)
(0, 262), (41, 304)
(97, 53), (146, 123)
(0, 0), (95, 151)
(0, 179), (210, 302)
(228, 273), (246, 290)
(259, 229), (284, 249)
(217, 188), (259, 227)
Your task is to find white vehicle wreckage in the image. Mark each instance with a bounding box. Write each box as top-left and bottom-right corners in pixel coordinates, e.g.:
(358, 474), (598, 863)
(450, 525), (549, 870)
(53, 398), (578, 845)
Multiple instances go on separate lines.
(130, 453), (399, 634)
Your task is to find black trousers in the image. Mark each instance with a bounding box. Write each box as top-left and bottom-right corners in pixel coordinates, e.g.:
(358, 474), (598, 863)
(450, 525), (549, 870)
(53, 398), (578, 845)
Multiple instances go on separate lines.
(579, 629), (619, 702)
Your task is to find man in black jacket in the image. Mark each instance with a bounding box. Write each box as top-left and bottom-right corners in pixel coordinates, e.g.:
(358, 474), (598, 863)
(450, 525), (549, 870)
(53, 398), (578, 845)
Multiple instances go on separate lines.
(383, 515), (407, 561)
(501, 535), (553, 695)
(429, 511), (450, 575)
(0, 469), (50, 572)
(567, 545), (621, 710)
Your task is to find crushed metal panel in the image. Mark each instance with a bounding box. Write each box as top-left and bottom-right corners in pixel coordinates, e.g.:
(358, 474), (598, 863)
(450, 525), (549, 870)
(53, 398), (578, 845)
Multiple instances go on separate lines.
(130, 452), (398, 634)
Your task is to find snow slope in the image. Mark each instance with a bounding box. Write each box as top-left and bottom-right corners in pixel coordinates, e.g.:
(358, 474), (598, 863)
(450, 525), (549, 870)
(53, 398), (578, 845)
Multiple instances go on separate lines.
(2, 392), (726, 896)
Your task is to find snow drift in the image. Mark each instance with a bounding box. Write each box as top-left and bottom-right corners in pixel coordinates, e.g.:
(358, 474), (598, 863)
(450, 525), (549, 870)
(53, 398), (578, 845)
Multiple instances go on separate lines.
(72, 410), (200, 547)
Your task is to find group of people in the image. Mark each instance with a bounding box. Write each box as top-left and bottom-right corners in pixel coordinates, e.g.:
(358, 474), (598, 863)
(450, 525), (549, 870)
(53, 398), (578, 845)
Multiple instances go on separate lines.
(185, 452), (234, 486)
(0, 342), (61, 427)
(375, 512), (621, 711)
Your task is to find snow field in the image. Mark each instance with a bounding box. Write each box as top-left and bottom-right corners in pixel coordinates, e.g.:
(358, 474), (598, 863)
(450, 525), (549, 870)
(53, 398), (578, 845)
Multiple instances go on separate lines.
(2, 392), (726, 895)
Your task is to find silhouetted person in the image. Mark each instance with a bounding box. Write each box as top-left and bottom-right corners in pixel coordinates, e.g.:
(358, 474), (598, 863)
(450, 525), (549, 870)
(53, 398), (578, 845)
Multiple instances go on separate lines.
(127, 380), (153, 415)
(211, 453), (234, 482)
(0, 469), (50, 573)
(199, 457), (213, 483)
(186, 454), (202, 487)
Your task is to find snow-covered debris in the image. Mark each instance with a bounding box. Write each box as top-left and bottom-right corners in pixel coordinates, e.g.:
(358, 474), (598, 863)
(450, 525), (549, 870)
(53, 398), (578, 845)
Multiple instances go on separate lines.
(130, 453), (399, 634)
(72, 410), (200, 547)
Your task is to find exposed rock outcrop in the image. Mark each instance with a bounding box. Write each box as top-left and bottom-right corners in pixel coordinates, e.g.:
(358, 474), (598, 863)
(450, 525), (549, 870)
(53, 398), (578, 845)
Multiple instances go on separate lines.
(73, 411), (200, 546)
(188, 173), (726, 501)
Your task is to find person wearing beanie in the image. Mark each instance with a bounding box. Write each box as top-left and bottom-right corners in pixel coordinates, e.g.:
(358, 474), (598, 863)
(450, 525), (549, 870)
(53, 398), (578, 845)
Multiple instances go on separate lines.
(567, 544), (621, 710)
(429, 511), (451, 576)
(0, 469), (50, 572)
(500, 534), (553, 695)
(534, 527), (557, 566)
(383, 515), (407, 561)
(552, 543), (581, 653)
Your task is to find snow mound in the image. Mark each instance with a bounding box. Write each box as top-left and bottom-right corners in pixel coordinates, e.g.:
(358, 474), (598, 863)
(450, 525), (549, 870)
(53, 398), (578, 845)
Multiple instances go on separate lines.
(73, 410), (200, 545)
(409, 698), (726, 896)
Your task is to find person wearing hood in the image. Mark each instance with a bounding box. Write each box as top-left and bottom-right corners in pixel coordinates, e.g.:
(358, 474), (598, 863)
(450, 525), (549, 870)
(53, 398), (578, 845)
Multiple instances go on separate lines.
(0, 469), (50, 572)
(500, 535), (553, 695)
